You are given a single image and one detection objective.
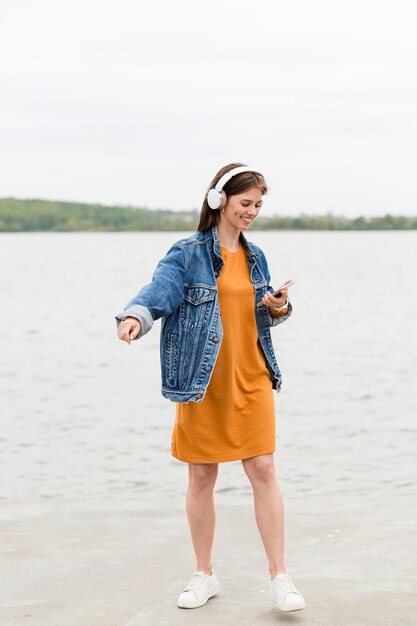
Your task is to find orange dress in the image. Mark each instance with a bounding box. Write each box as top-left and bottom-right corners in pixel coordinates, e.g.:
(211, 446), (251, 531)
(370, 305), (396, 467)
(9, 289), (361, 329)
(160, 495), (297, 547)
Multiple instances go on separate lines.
(171, 244), (277, 463)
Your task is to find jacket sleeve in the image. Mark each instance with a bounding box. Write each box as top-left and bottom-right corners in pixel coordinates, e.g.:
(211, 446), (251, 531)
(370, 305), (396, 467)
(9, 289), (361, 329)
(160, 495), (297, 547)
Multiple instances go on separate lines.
(261, 251), (293, 328)
(115, 242), (187, 339)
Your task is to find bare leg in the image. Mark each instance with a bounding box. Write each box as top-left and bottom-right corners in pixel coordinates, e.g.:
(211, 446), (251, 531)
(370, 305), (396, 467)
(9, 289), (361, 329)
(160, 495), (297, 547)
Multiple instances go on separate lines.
(242, 453), (286, 579)
(186, 462), (218, 575)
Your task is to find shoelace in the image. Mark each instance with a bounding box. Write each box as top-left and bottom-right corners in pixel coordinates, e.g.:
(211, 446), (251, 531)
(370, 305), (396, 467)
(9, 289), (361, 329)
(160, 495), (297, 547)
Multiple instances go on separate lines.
(273, 575), (300, 597)
(184, 572), (206, 594)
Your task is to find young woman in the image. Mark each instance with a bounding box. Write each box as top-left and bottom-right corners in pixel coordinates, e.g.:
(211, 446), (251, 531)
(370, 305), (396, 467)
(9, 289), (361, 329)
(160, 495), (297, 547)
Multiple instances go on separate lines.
(115, 163), (305, 613)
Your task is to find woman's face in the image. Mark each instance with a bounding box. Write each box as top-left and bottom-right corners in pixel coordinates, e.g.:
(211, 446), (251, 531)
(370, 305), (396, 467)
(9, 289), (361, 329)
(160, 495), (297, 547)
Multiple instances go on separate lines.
(220, 186), (263, 231)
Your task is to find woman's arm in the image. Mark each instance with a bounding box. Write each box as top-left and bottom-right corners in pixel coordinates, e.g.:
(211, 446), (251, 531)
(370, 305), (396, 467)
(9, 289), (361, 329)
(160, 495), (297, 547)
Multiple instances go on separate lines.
(115, 242), (187, 340)
(268, 300), (293, 326)
(257, 251), (293, 327)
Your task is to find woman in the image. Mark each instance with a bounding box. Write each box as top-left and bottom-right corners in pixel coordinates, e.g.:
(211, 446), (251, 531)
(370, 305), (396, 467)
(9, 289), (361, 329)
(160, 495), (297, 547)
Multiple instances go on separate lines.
(115, 163), (305, 613)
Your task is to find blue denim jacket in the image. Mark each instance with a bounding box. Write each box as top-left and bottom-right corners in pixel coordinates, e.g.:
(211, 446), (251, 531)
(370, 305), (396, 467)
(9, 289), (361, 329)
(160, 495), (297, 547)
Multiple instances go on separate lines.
(115, 225), (292, 403)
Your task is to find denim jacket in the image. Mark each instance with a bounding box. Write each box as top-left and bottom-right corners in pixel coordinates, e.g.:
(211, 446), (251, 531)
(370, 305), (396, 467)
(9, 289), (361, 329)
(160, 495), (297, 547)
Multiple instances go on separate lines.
(115, 224), (292, 403)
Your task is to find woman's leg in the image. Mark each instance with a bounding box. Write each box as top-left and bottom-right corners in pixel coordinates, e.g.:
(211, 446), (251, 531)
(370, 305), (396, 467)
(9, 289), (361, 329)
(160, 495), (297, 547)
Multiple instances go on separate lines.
(186, 462), (219, 574)
(242, 453), (286, 579)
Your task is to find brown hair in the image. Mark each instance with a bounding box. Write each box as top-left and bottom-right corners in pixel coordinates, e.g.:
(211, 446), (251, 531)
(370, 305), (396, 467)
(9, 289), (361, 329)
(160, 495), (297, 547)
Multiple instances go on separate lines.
(197, 162), (269, 232)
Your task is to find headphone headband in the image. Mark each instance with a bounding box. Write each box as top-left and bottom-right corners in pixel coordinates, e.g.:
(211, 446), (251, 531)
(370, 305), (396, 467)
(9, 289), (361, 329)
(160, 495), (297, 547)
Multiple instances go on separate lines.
(214, 166), (260, 192)
(207, 165), (261, 210)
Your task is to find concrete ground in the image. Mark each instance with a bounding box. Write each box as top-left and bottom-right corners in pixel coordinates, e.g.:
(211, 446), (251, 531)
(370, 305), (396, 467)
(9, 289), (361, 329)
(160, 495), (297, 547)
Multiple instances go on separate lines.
(0, 495), (415, 626)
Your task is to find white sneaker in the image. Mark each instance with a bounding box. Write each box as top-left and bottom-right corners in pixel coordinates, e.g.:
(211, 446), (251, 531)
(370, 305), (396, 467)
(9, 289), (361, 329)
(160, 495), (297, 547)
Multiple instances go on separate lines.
(269, 573), (306, 611)
(177, 570), (220, 609)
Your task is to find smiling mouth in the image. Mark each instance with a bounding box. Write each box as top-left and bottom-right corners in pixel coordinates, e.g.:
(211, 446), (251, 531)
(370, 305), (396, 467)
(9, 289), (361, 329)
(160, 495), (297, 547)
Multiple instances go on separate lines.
(241, 217), (252, 224)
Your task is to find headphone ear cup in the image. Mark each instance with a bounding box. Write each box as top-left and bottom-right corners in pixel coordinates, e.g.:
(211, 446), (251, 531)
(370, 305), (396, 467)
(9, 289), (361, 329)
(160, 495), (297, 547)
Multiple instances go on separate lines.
(207, 188), (222, 210)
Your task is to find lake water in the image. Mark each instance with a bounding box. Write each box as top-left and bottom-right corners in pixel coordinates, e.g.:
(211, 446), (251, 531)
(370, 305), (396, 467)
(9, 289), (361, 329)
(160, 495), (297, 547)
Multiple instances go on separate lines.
(1, 231), (416, 511)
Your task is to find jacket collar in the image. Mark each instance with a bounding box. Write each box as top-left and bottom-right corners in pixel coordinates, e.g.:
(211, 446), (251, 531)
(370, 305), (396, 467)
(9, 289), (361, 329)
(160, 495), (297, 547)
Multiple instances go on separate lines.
(203, 224), (260, 267)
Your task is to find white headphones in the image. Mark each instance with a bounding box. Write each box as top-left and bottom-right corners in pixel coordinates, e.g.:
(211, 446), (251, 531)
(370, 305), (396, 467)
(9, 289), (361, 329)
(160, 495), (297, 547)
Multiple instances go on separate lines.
(206, 165), (261, 210)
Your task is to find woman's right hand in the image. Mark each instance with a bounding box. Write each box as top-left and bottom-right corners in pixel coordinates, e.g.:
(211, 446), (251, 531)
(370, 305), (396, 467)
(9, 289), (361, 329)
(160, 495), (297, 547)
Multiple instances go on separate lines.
(117, 317), (141, 345)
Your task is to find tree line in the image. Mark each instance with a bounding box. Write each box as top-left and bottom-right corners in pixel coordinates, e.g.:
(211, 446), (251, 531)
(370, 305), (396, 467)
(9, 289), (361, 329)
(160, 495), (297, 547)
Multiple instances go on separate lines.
(1, 197), (416, 231)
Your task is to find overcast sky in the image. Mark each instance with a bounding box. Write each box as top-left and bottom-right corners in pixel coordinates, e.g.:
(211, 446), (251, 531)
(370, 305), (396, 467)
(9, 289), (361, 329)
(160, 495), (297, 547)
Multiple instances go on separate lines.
(1, 0), (416, 216)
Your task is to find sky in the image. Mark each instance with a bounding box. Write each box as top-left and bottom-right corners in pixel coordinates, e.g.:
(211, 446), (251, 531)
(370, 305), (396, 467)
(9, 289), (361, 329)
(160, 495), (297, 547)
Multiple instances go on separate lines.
(1, 0), (416, 216)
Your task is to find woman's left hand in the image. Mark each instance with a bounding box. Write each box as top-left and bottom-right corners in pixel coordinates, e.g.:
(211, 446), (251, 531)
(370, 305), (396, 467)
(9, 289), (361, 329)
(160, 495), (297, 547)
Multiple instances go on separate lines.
(260, 289), (288, 309)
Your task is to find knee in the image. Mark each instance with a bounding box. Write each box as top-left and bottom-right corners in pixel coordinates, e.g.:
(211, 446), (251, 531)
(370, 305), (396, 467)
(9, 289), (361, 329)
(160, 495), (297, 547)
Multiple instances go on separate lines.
(188, 464), (218, 496)
(243, 456), (276, 485)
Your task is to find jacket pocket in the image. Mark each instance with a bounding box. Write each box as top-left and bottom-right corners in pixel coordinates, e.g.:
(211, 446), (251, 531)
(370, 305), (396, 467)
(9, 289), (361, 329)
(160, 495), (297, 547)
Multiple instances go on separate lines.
(180, 286), (216, 328)
(184, 285), (216, 305)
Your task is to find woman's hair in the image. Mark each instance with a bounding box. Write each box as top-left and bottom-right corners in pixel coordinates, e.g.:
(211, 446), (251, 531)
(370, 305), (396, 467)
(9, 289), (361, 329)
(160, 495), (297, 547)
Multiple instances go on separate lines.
(197, 162), (269, 232)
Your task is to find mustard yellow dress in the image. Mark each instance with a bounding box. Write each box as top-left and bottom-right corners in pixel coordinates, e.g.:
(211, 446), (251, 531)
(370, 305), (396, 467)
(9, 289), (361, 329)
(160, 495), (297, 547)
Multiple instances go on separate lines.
(171, 244), (277, 463)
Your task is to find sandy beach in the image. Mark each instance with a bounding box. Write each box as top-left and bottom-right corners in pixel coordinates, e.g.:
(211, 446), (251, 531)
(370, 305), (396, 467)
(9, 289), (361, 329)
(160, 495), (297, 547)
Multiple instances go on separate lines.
(1, 495), (415, 626)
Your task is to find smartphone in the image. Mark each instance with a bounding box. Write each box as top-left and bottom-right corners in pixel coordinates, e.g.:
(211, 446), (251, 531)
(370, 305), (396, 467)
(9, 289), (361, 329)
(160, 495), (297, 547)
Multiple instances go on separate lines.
(271, 279), (295, 298)
(257, 280), (295, 307)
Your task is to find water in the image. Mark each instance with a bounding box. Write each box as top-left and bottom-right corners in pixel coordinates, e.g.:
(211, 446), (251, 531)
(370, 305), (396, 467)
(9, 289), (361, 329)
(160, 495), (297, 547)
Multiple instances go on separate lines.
(1, 231), (416, 509)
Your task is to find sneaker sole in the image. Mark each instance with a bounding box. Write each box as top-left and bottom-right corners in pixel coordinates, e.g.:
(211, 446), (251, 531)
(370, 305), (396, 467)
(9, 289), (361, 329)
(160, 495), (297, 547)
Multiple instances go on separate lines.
(177, 581), (220, 609)
(271, 598), (306, 612)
